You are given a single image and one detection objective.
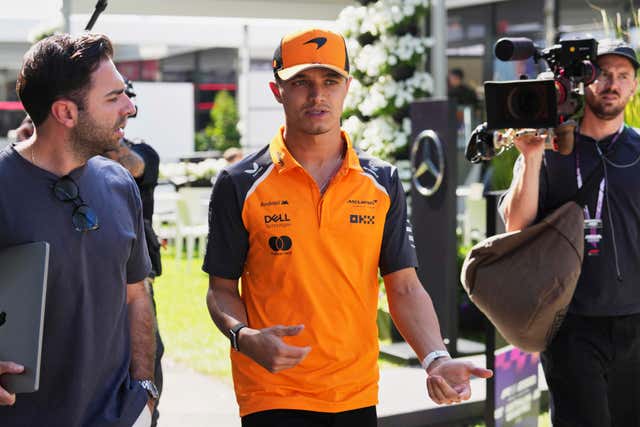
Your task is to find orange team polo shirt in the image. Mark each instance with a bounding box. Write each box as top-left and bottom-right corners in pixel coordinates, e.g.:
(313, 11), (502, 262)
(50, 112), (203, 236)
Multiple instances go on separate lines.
(203, 127), (418, 416)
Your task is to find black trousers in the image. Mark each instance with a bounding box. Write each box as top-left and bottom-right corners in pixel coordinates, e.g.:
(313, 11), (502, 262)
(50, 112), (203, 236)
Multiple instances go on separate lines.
(541, 312), (640, 427)
(241, 406), (377, 427)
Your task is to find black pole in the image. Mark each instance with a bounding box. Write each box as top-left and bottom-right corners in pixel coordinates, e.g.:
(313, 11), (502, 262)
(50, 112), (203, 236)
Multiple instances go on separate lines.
(85, 0), (108, 31)
(483, 191), (503, 427)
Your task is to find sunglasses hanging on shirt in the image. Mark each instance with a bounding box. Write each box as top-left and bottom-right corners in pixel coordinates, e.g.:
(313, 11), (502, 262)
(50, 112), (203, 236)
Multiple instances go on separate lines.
(52, 176), (99, 232)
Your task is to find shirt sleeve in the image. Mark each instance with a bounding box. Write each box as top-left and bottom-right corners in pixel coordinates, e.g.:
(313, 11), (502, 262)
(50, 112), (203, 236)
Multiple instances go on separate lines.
(131, 143), (160, 188)
(498, 153), (549, 225)
(379, 169), (419, 276)
(126, 179), (152, 283)
(497, 154), (524, 223)
(202, 171), (249, 279)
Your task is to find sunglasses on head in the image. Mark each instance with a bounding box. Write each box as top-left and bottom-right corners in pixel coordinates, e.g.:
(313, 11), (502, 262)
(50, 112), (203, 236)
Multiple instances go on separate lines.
(52, 176), (99, 232)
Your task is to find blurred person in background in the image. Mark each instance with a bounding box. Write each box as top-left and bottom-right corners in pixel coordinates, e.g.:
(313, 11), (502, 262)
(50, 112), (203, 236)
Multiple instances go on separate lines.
(6, 115), (35, 142)
(103, 80), (164, 427)
(447, 68), (479, 108)
(223, 146), (243, 164)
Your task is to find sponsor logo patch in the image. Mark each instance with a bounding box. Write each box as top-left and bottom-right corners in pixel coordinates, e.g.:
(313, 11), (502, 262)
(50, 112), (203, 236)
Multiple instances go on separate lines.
(268, 235), (293, 252)
(244, 162), (262, 176)
(264, 214), (291, 224)
(260, 200), (289, 207)
(350, 214), (375, 225)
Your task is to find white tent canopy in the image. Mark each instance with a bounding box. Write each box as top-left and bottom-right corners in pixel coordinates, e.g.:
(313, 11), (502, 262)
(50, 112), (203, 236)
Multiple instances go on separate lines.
(64, 0), (352, 20)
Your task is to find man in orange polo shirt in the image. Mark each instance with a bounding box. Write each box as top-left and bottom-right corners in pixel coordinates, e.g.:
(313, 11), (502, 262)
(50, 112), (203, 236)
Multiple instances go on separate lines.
(203, 28), (492, 426)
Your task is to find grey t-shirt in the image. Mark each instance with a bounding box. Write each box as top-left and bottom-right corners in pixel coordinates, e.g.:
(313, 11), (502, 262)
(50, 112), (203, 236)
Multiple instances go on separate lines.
(0, 146), (151, 426)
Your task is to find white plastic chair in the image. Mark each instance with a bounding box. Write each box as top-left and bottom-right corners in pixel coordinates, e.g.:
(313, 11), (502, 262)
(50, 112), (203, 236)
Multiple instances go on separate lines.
(152, 189), (180, 249)
(175, 196), (209, 260)
(462, 183), (486, 245)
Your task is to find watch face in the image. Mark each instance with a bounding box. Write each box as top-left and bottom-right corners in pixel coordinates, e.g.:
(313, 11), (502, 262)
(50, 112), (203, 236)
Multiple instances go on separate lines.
(230, 330), (239, 350)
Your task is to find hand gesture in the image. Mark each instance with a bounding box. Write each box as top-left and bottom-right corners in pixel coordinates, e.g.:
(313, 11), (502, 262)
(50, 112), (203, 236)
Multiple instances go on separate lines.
(426, 359), (493, 404)
(240, 324), (311, 374)
(0, 361), (24, 406)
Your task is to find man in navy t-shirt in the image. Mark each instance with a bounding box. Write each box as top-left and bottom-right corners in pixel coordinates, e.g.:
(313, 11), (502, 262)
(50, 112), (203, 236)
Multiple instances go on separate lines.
(0, 33), (157, 426)
(501, 40), (640, 426)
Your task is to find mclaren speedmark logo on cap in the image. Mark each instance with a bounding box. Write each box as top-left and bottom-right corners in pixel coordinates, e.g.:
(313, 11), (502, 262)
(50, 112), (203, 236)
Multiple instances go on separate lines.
(304, 37), (327, 49)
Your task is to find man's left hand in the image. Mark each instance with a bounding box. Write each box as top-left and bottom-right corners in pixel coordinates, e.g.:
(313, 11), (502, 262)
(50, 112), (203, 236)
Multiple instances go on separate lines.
(426, 358), (493, 404)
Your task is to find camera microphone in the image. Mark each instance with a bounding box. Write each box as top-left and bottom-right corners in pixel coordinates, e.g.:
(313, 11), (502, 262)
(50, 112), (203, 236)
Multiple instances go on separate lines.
(495, 38), (537, 61)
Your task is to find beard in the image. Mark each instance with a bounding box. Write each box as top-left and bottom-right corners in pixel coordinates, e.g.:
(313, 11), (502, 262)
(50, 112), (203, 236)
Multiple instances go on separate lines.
(585, 88), (631, 120)
(71, 110), (123, 160)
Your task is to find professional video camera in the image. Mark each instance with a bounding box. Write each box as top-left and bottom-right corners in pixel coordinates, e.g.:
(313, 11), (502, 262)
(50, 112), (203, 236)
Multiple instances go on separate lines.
(466, 37), (599, 163)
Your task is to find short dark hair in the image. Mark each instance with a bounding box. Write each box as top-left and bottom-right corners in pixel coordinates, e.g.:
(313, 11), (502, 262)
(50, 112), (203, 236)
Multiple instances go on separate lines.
(449, 68), (464, 80)
(16, 33), (114, 126)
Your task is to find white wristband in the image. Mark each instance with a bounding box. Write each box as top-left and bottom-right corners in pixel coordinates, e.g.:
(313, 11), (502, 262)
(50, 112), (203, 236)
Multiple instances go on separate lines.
(421, 350), (451, 371)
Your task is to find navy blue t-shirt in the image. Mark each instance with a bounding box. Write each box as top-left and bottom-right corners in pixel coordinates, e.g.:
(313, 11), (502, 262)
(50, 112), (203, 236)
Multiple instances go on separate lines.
(502, 126), (640, 316)
(0, 146), (151, 426)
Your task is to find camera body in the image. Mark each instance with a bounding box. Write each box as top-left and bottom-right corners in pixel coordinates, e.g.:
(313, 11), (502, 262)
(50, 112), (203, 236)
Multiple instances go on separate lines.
(486, 37), (597, 130)
(466, 37), (598, 163)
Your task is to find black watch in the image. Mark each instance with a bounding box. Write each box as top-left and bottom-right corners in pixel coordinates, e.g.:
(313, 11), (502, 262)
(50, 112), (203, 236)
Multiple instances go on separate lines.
(138, 379), (159, 400)
(230, 322), (247, 351)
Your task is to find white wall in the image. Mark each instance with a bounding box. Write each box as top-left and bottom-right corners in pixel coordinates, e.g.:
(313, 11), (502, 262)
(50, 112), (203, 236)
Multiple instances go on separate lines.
(124, 82), (194, 162)
(245, 69), (284, 151)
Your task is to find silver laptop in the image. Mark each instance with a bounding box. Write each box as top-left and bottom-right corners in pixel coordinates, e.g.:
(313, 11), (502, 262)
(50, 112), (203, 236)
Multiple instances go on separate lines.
(0, 241), (49, 394)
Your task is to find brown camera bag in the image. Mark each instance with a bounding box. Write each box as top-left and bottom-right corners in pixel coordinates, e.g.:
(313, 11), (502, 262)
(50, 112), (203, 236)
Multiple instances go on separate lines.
(460, 200), (584, 352)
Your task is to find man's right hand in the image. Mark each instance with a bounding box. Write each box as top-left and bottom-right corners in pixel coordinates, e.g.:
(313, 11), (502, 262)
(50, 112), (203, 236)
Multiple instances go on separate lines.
(0, 361), (24, 406)
(512, 129), (546, 159)
(238, 324), (311, 373)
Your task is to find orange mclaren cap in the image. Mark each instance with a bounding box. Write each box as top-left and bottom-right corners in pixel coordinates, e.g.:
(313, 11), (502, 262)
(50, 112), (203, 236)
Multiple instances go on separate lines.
(272, 28), (350, 81)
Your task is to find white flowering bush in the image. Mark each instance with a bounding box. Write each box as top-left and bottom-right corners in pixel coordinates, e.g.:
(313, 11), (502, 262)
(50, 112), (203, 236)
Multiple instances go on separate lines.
(338, 0), (430, 160)
(160, 158), (228, 186)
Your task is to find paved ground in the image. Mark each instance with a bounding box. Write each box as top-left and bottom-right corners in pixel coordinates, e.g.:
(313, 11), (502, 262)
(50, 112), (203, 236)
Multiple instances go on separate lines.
(155, 354), (520, 427)
(156, 359), (239, 427)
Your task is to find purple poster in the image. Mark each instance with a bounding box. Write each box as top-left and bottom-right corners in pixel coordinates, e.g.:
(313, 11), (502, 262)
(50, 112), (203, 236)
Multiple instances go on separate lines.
(494, 346), (540, 427)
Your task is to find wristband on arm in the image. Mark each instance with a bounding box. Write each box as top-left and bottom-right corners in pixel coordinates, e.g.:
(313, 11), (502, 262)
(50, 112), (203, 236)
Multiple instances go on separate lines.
(421, 350), (451, 371)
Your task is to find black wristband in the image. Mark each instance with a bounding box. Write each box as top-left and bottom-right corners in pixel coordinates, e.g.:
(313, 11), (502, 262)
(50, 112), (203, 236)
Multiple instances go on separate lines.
(229, 322), (247, 351)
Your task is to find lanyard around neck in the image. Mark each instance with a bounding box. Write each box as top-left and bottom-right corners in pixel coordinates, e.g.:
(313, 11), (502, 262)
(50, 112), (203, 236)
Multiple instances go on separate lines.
(575, 125), (623, 227)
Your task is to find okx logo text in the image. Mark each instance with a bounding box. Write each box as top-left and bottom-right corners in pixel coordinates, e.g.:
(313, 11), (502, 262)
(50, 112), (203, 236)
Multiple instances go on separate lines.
(350, 214), (375, 225)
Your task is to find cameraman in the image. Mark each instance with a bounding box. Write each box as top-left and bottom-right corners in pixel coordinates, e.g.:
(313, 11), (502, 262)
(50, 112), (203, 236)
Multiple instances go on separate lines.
(501, 40), (640, 426)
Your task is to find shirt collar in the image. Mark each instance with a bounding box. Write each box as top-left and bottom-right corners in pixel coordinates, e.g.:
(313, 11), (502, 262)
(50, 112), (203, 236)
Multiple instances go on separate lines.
(269, 126), (363, 174)
(577, 122), (626, 144)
